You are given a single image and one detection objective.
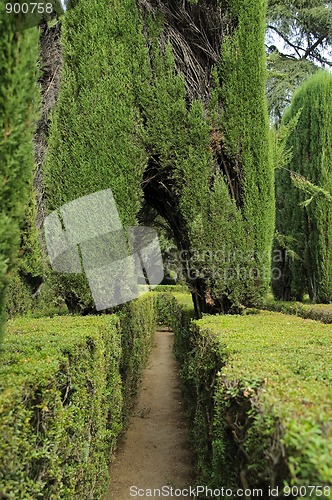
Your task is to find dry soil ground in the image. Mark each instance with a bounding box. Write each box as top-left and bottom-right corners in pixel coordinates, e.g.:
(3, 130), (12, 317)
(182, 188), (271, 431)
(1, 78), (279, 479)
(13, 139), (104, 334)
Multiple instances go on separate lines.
(104, 329), (195, 500)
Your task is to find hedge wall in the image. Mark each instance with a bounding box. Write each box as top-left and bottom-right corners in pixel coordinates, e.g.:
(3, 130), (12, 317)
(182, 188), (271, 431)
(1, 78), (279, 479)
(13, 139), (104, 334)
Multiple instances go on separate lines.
(0, 295), (155, 499)
(2, 291), (331, 497)
(262, 296), (332, 324)
(118, 296), (157, 416)
(159, 293), (332, 498)
(0, 16), (40, 340)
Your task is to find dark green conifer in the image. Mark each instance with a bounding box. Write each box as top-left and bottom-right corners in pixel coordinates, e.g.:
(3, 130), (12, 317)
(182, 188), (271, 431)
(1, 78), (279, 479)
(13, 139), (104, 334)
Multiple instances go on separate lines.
(273, 71), (332, 302)
(45, 0), (274, 316)
(0, 18), (39, 337)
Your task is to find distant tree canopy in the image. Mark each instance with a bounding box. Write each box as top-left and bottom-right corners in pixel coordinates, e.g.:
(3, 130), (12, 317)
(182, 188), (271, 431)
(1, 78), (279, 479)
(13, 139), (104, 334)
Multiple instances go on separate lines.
(0, 17), (40, 337)
(272, 71), (332, 303)
(44, 0), (274, 317)
(266, 0), (332, 121)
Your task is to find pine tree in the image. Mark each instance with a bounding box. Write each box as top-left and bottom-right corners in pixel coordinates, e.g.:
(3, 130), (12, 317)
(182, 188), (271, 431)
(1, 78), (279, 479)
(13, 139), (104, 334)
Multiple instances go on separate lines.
(273, 71), (332, 303)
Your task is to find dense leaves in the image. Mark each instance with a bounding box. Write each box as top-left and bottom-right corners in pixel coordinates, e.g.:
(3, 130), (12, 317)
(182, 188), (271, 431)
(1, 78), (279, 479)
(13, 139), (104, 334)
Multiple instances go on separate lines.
(0, 16), (40, 339)
(273, 71), (332, 303)
(44, 0), (274, 317)
(266, 0), (332, 120)
(165, 292), (332, 493)
(263, 295), (332, 323)
(0, 295), (155, 498)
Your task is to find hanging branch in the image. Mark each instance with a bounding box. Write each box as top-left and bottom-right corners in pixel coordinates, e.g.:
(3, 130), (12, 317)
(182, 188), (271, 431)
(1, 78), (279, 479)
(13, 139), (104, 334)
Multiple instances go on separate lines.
(290, 172), (332, 205)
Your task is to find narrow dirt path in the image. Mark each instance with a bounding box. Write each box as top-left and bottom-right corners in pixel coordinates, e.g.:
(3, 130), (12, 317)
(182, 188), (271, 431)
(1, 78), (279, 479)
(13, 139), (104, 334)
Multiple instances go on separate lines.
(104, 329), (195, 499)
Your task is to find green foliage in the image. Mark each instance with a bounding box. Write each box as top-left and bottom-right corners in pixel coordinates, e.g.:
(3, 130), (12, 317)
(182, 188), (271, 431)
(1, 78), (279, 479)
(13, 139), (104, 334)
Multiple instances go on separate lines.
(291, 172), (332, 205)
(45, 0), (273, 316)
(5, 274), (34, 317)
(44, 0), (147, 220)
(0, 315), (122, 498)
(204, 311), (332, 492)
(270, 110), (300, 171)
(141, 0), (274, 313)
(263, 295), (332, 323)
(17, 186), (43, 278)
(32, 276), (69, 317)
(273, 71), (332, 303)
(212, 0), (274, 306)
(0, 294), (156, 498)
(5, 190), (45, 317)
(266, 0), (332, 120)
(43, 0), (149, 312)
(166, 292), (332, 495)
(153, 284), (189, 293)
(267, 0), (332, 66)
(266, 49), (319, 123)
(6, 272), (69, 319)
(118, 295), (156, 416)
(48, 272), (94, 314)
(0, 17), (40, 339)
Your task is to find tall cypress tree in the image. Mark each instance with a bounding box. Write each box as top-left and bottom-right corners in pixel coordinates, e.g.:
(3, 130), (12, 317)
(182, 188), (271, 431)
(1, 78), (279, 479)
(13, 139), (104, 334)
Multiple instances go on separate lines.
(138, 0), (274, 316)
(273, 71), (332, 303)
(0, 18), (40, 337)
(45, 0), (273, 316)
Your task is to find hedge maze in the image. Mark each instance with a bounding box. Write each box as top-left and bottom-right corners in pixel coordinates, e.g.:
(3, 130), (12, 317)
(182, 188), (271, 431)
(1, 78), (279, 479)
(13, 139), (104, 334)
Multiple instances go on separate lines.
(0, 0), (331, 498)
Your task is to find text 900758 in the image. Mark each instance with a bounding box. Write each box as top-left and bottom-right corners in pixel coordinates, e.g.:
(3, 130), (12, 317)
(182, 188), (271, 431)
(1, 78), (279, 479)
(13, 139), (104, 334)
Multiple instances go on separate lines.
(2, 1), (69, 31)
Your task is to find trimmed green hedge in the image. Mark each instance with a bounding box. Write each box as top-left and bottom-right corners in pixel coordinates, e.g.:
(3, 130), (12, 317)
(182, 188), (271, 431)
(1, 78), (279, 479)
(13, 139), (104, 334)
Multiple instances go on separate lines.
(161, 293), (332, 498)
(0, 295), (155, 498)
(262, 296), (332, 324)
(153, 284), (189, 294)
(3, 291), (330, 498)
(118, 295), (156, 416)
